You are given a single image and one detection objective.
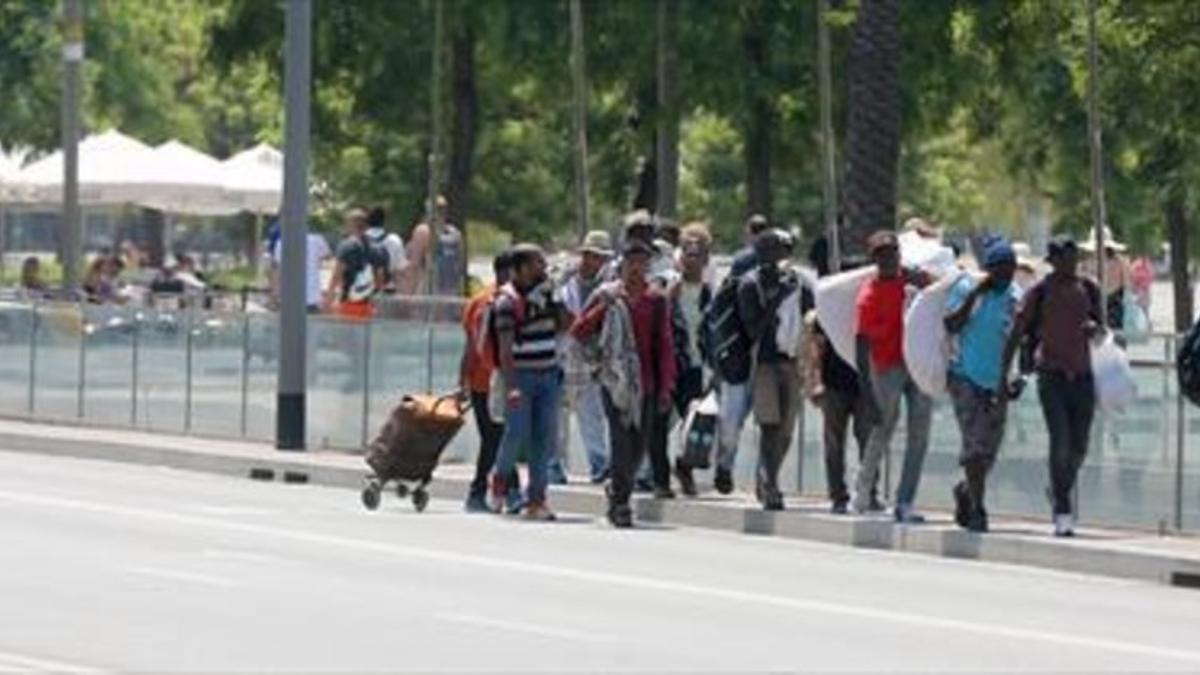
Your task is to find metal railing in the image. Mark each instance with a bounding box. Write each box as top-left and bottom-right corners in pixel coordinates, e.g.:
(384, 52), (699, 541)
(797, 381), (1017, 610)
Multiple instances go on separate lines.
(0, 297), (1193, 533)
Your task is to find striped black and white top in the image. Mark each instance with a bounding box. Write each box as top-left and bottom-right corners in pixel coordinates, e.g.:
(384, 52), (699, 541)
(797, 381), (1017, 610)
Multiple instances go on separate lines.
(494, 287), (560, 371)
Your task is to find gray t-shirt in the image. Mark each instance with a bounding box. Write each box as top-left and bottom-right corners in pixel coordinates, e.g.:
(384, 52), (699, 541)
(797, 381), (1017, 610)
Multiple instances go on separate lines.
(434, 224), (464, 296)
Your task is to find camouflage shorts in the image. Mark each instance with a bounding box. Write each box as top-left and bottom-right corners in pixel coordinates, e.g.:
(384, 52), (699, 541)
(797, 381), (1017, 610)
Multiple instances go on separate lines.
(947, 373), (1008, 464)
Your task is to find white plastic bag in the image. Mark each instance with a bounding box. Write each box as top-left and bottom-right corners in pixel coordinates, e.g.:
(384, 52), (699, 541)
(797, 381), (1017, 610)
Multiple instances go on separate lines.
(1091, 334), (1137, 412)
(1122, 291), (1150, 344)
(899, 230), (958, 276)
(775, 288), (803, 358)
(814, 266), (876, 372)
(903, 271), (973, 399)
(678, 391), (719, 469)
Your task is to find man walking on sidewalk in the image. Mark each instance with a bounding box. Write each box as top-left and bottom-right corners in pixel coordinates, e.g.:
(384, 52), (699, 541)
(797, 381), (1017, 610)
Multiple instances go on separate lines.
(713, 214), (771, 494)
(806, 246), (879, 515)
(459, 251), (520, 512)
(738, 229), (802, 511)
(559, 231), (614, 483)
(1004, 235), (1103, 537)
(854, 230), (933, 523)
(944, 238), (1021, 533)
(489, 244), (568, 521)
(572, 240), (676, 527)
(671, 223), (715, 497)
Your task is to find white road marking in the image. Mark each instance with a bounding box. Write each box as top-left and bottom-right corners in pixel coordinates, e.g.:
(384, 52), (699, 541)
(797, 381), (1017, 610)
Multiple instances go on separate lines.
(124, 565), (239, 589)
(2, 488), (1199, 666)
(187, 505), (277, 517)
(201, 548), (285, 565)
(437, 612), (611, 643)
(0, 650), (106, 674)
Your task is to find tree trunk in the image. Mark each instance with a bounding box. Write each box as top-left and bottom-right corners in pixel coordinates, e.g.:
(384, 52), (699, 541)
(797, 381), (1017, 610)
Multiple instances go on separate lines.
(842, 0), (902, 254)
(742, 3), (773, 219)
(630, 79), (658, 212)
(446, 13), (477, 289)
(1166, 196), (1193, 333)
(655, 0), (680, 222)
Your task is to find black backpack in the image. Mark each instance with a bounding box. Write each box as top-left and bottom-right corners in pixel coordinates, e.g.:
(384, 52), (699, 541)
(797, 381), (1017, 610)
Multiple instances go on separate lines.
(1178, 317), (1200, 407)
(704, 274), (752, 385)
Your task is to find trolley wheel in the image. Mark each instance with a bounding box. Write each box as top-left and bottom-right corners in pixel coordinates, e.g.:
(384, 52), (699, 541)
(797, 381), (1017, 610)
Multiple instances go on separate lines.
(395, 482), (410, 499)
(361, 482), (382, 511)
(412, 489), (430, 513)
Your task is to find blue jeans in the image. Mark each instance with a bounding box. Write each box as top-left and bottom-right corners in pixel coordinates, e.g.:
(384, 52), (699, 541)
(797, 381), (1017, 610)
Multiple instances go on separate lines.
(854, 365), (932, 512)
(717, 381), (754, 471)
(493, 368), (562, 506)
(573, 382), (609, 479)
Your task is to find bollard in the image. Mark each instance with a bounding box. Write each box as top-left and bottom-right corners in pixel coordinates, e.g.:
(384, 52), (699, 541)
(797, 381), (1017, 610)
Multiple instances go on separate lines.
(360, 320), (372, 447)
(184, 306), (194, 432)
(27, 301), (38, 415)
(1175, 333), (1186, 532)
(240, 313), (250, 438)
(76, 302), (87, 419)
(130, 311), (140, 427)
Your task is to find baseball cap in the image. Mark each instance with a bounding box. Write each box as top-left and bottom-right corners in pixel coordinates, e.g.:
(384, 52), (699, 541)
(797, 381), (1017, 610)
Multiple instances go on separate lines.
(1047, 235), (1078, 259)
(982, 237), (1016, 267)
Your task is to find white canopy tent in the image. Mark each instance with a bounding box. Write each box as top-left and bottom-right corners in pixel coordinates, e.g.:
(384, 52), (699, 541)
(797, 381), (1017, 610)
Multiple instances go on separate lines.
(221, 143), (283, 214)
(17, 129), (155, 205)
(0, 148), (30, 202)
(138, 140), (238, 216)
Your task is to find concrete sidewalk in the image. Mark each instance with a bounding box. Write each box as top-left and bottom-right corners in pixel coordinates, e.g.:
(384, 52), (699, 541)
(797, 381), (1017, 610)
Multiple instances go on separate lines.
(1, 418), (1198, 589)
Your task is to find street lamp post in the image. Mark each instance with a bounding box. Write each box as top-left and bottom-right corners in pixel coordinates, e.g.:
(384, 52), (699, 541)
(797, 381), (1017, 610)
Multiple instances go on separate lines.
(276, 0), (312, 451)
(570, 0), (591, 242)
(1086, 0), (1108, 327)
(61, 0), (84, 294)
(817, 0), (839, 273)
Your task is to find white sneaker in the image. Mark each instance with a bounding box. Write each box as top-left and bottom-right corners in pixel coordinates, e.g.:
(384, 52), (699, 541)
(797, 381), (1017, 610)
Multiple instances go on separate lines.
(1053, 513), (1075, 537)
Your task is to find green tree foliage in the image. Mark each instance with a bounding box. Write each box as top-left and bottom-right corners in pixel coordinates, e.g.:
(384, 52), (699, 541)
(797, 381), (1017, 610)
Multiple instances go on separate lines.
(0, 0), (1198, 279)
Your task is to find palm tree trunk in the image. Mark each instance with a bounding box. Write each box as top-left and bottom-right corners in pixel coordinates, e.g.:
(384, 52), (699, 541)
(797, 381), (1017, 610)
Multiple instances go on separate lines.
(656, 0), (680, 222)
(842, 0), (902, 254)
(742, 2), (774, 219)
(1166, 196), (1193, 332)
(447, 13), (477, 290)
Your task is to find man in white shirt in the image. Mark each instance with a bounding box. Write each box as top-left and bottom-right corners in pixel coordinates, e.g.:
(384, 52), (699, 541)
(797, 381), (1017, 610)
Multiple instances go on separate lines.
(274, 230), (332, 312)
(366, 206), (407, 293)
(558, 230), (614, 483)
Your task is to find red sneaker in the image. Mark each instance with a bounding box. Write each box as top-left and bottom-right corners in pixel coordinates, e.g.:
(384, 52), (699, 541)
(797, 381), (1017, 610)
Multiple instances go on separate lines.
(488, 474), (506, 514)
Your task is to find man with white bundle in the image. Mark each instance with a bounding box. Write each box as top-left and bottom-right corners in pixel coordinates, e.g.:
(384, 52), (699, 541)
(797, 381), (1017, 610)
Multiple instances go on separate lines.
(942, 237), (1022, 533)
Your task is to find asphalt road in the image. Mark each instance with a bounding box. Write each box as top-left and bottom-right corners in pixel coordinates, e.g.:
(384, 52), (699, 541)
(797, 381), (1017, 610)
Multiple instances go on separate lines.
(2, 450), (1200, 673)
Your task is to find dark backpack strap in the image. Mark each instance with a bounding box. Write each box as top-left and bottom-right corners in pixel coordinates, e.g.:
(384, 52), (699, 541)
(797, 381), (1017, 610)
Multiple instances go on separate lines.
(1082, 277), (1103, 324)
(651, 293), (664, 395)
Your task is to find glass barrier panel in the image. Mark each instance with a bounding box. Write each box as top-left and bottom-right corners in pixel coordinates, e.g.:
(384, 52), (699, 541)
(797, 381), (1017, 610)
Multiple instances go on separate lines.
(80, 304), (134, 426)
(131, 306), (189, 433)
(32, 303), (85, 421)
(190, 310), (250, 439)
(306, 315), (369, 450)
(243, 312), (278, 443)
(0, 300), (35, 414)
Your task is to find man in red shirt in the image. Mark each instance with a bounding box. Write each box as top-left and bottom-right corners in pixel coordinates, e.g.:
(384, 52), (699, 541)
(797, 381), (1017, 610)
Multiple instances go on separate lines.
(572, 240), (676, 527)
(459, 251), (521, 512)
(854, 230), (933, 523)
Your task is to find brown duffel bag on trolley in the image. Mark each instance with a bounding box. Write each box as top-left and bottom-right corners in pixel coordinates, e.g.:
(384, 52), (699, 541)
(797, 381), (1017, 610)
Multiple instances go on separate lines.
(365, 392), (467, 483)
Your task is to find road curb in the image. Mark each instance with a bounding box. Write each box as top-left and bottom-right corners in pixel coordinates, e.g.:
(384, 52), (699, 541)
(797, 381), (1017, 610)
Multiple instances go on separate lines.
(2, 428), (1198, 589)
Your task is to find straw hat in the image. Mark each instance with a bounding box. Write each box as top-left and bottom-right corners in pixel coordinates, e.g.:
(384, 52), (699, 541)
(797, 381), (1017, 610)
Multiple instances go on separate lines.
(578, 230), (613, 257)
(1079, 226), (1127, 253)
(1011, 241), (1040, 270)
